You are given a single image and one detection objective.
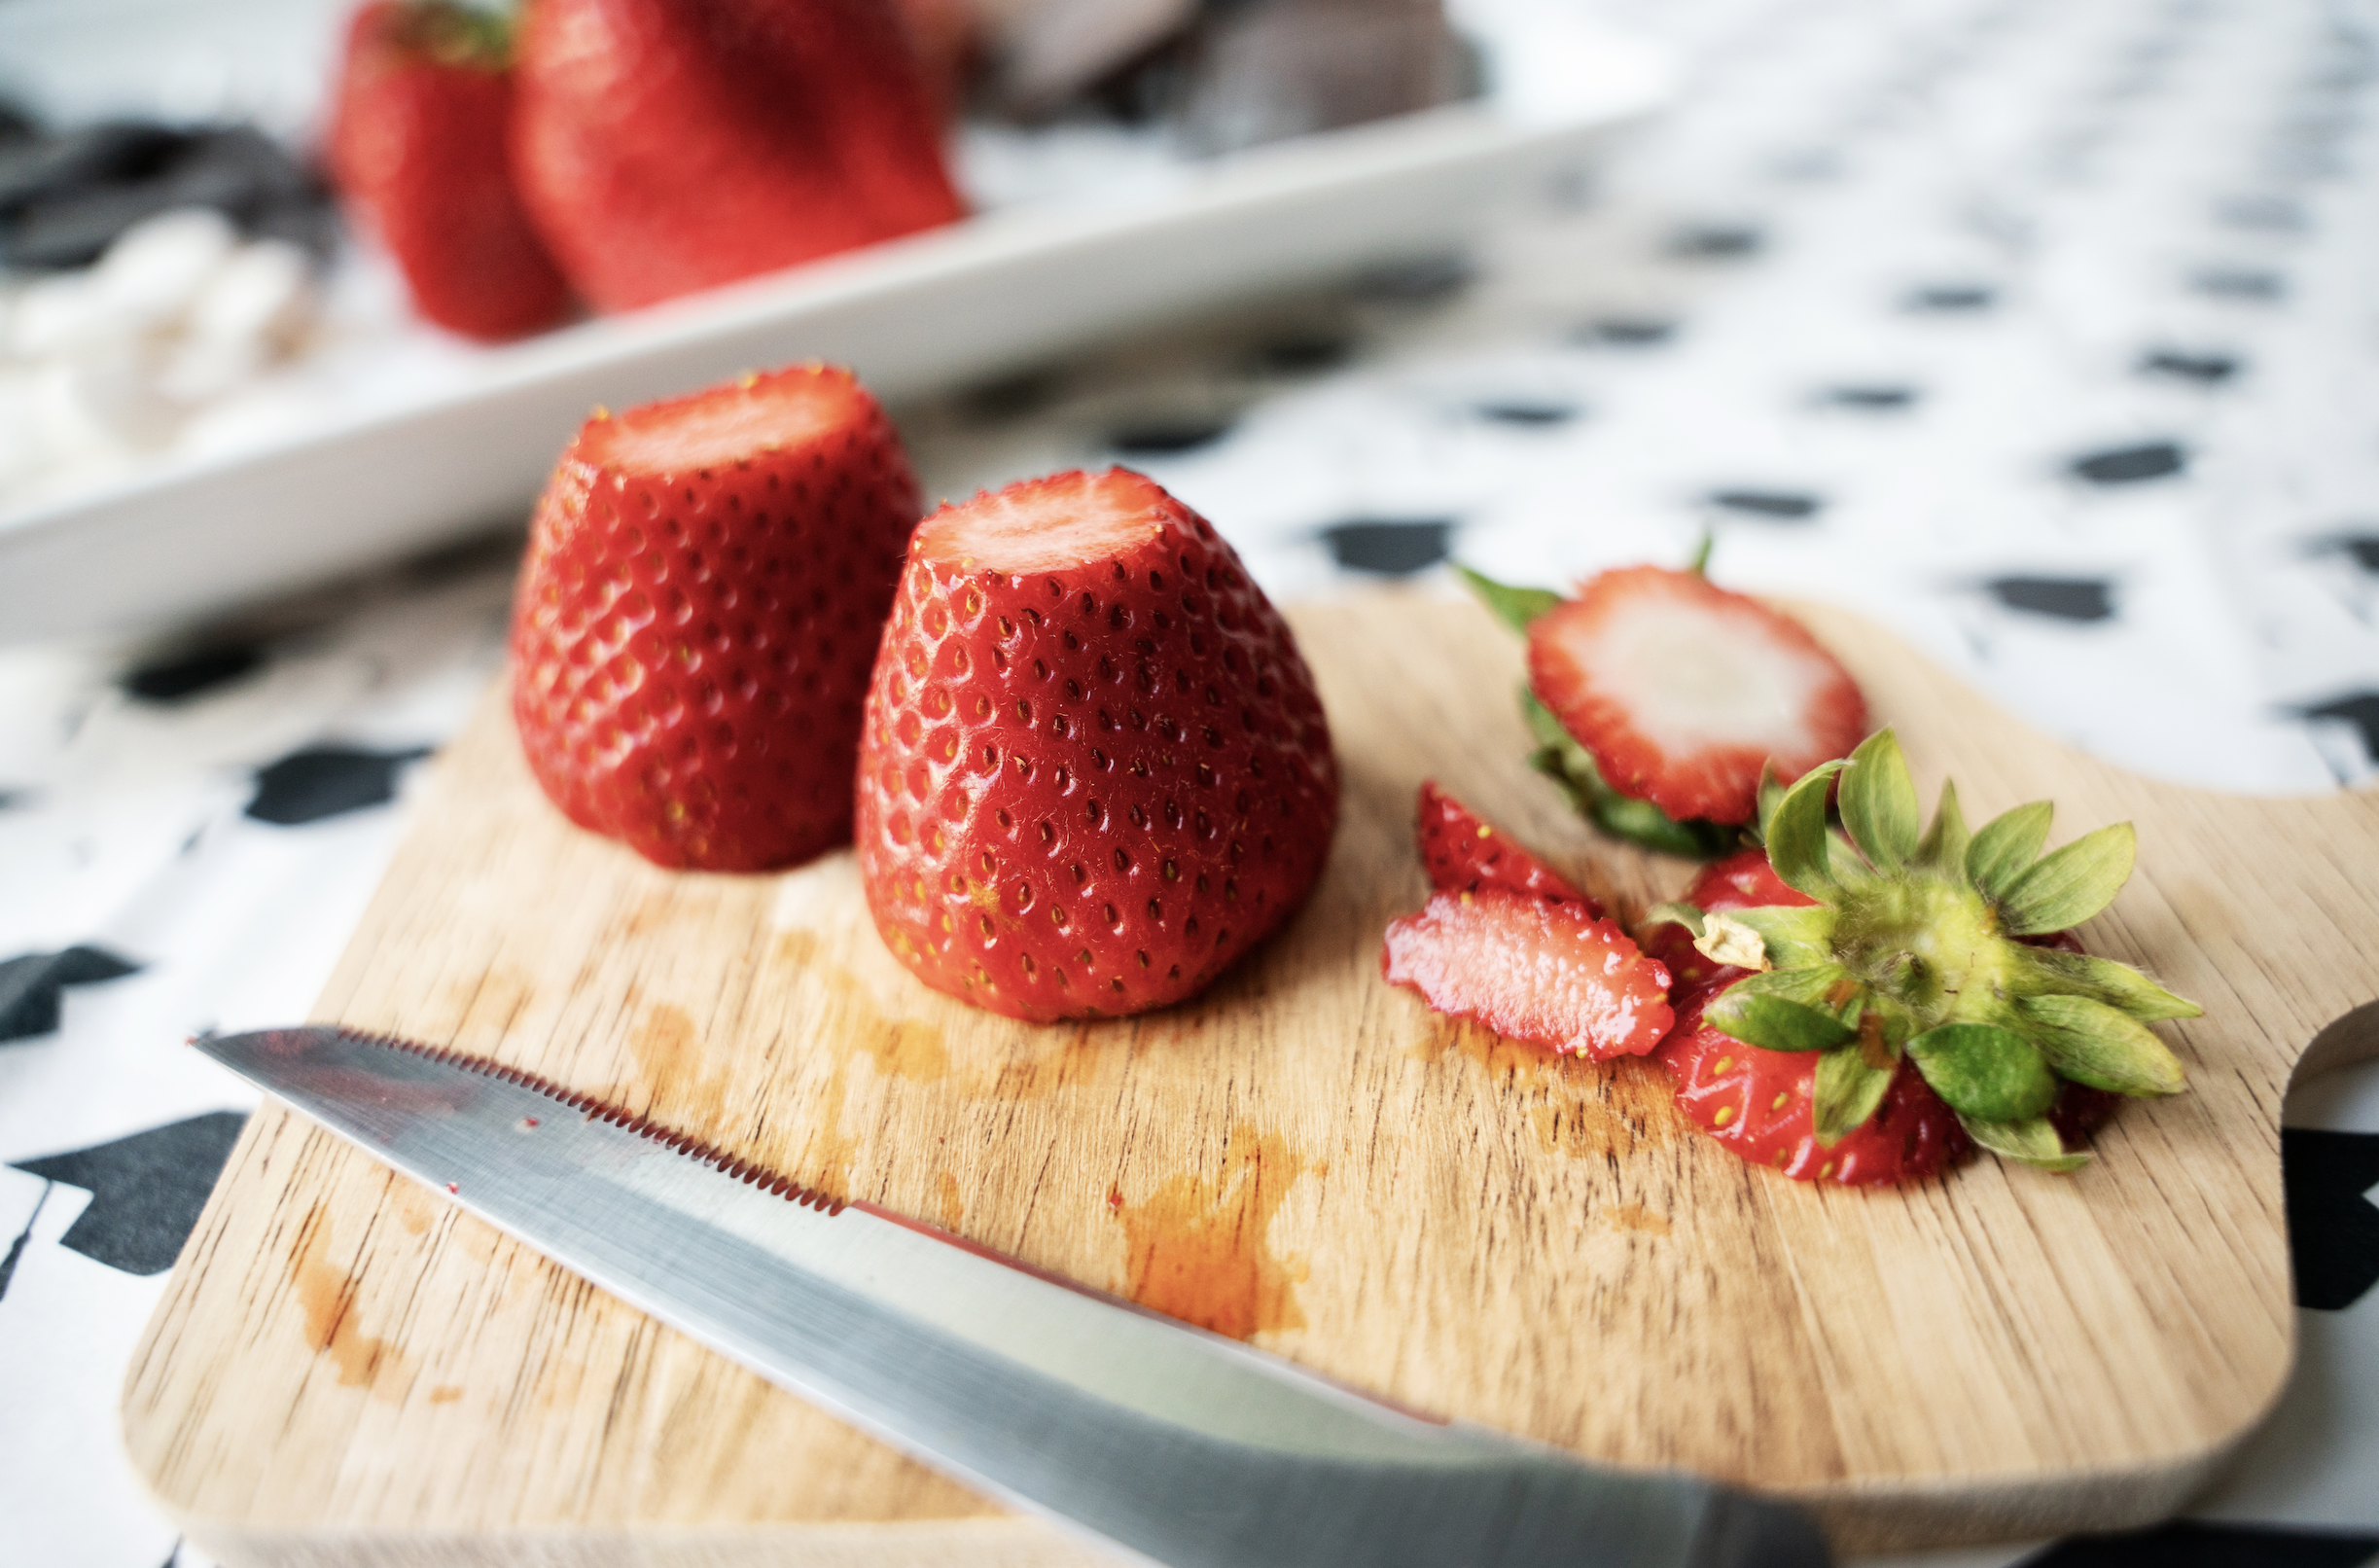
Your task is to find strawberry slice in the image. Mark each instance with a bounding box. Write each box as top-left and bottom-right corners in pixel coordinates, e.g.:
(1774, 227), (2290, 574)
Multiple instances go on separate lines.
(1526, 566), (1866, 826)
(1415, 781), (1601, 917)
(1382, 890), (1673, 1060)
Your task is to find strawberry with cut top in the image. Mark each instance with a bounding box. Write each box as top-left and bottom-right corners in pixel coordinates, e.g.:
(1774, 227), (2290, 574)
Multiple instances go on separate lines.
(511, 363), (923, 871)
(854, 468), (1338, 1022)
(1384, 785), (1672, 1060)
(1643, 730), (2197, 1179)
(328, 0), (571, 340)
(509, 0), (965, 314)
(1458, 562), (1866, 857)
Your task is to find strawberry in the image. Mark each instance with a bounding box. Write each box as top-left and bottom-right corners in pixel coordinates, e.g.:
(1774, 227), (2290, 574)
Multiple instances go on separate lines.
(509, 0), (965, 313)
(1658, 981), (1971, 1184)
(1643, 730), (2198, 1175)
(327, 0), (571, 340)
(1415, 780), (1601, 916)
(1526, 565), (1867, 827)
(1382, 890), (1674, 1060)
(510, 363), (922, 871)
(854, 468), (1338, 1022)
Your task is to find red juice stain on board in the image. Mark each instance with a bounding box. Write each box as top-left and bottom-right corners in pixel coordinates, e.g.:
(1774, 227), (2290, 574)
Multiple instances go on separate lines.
(1113, 1123), (1310, 1341)
(287, 1203), (408, 1393)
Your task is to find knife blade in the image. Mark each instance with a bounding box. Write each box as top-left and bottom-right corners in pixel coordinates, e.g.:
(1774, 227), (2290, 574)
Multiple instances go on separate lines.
(196, 1025), (1829, 1568)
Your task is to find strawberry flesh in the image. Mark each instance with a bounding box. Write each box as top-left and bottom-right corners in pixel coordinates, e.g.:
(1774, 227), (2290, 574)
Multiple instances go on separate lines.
(1415, 781), (1600, 916)
(511, 363), (922, 871)
(1659, 984), (1971, 1184)
(1382, 890), (1674, 1060)
(1527, 566), (1867, 826)
(856, 469), (1339, 1022)
(328, 0), (570, 340)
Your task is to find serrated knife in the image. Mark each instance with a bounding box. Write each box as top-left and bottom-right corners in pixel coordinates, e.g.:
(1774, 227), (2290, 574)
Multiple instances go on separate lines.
(195, 1025), (1830, 1568)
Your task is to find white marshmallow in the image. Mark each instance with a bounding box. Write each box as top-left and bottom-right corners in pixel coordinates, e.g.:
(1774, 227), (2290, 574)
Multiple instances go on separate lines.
(11, 272), (134, 360)
(186, 239), (316, 351)
(36, 347), (185, 453)
(91, 206), (239, 332)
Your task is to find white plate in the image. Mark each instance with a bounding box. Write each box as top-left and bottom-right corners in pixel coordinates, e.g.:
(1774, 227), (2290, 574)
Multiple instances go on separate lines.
(0, 6), (1669, 645)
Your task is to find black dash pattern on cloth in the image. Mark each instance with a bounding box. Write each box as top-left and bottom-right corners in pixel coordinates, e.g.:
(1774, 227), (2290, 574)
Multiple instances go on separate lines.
(2140, 350), (2241, 385)
(1474, 401), (1579, 426)
(245, 744), (432, 826)
(1320, 519), (1456, 576)
(1987, 577), (2117, 622)
(1108, 418), (1234, 456)
(2193, 267), (2286, 301)
(1669, 223), (1762, 259)
(1709, 488), (1823, 520)
(1579, 317), (1676, 346)
(1255, 335), (1352, 374)
(1822, 384), (1919, 410)
(122, 641), (265, 702)
(2299, 693), (2379, 766)
(10, 1112), (248, 1276)
(0, 946), (142, 1043)
(2019, 1519), (2379, 1567)
(2071, 442), (2186, 485)
(0, 1183), (47, 1301)
(2311, 536), (2379, 574)
(2284, 1128), (2379, 1311)
(1904, 283), (1996, 312)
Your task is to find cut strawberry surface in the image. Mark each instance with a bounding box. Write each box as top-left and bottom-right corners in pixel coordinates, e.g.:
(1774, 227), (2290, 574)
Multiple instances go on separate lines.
(856, 468), (1338, 1022)
(1415, 781), (1601, 917)
(1526, 566), (1867, 827)
(1383, 890), (1672, 1060)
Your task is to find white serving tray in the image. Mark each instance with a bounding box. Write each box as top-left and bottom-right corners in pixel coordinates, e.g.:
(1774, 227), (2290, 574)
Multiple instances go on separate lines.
(0, 8), (1668, 645)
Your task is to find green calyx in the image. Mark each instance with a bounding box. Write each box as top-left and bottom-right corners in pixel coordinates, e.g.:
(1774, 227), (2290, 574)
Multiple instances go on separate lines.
(1458, 563), (1739, 859)
(389, 0), (515, 69)
(1664, 729), (2201, 1172)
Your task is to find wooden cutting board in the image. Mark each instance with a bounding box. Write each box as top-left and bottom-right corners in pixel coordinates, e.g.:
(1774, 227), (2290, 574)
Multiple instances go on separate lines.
(124, 593), (2379, 1564)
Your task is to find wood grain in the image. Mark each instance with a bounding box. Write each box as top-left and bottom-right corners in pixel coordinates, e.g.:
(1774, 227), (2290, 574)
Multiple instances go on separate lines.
(123, 593), (2379, 1563)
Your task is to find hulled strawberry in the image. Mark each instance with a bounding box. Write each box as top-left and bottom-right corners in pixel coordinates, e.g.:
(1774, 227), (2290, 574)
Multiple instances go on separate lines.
(327, 0), (571, 340)
(855, 469), (1338, 1022)
(1416, 779), (1600, 916)
(1645, 730), (2199, 1173)
(1385, 788), (1670, 1060)
(511, 363), (922, 871)
(1460, 563), (1866, 855)
(510, 0), (965, 313)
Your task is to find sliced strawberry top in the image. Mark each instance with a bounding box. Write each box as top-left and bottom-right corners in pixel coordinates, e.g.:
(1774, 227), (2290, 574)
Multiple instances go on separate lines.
(909, 468), (1177, 573)
(581, 369), (861, 472)
(1415, 781), (1601, 916)
(1382, 890), (1672, 1060)
(1527, 566), (1867, 826)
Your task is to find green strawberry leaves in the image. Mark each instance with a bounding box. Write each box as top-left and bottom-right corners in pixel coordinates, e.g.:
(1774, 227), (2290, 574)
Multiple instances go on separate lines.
(1998, 823), (2136, 935)
(1838, 730), (1920, 870)
(1455, 565), (1562, 635)
(1958, 1115), (2091, 1172)
(2015, 994), (2187, 1096)
(1814, 1049), (1897, 1145)
(1764, 760), (1846, 900)
(1907, 1022), (2061, 1122)
(1967, 801), (2053, 900)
